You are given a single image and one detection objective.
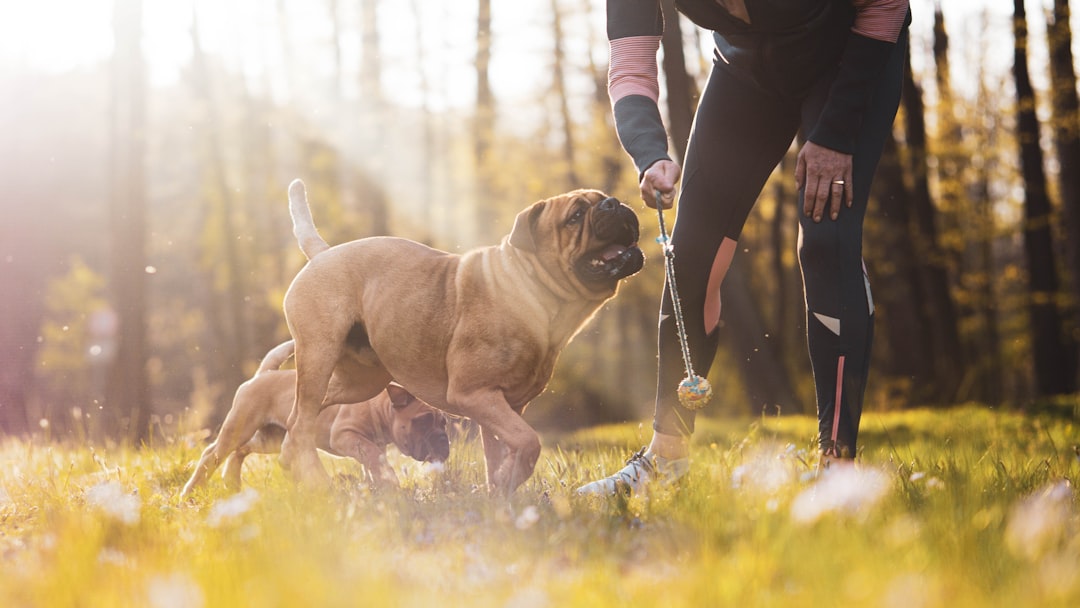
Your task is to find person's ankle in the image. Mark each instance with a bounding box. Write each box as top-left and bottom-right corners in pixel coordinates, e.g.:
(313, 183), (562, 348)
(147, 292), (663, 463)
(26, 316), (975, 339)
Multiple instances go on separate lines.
(647, 431), (690, 461)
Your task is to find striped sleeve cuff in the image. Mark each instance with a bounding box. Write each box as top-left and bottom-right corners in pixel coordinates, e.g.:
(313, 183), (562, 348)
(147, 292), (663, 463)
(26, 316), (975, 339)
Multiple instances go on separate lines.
(851, 0), (909, 42)
(608, 35), (662, 105)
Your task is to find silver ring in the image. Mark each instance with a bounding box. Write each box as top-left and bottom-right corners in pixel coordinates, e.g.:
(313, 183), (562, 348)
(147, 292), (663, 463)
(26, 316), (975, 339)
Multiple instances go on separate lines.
(832, 180), (845, 186)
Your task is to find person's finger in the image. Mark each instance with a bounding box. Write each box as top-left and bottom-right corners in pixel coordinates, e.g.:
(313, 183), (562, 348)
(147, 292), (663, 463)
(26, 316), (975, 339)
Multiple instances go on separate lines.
(659, 191), (675, 209)
(802, 177), (814, 218)
(640, 182), (655, 208)
(829, 179), (844, 220)
(641, 181), (674, 209)
(844, 171), (854, 208)
(812, 178), (830, 223)
(795, 153), (807, 190)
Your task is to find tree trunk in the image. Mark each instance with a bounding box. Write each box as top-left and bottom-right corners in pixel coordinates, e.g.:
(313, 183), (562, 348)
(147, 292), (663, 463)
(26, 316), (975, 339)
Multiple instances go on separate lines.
(867, 134), (936, 395)
(550, 0), (579, 187)
(359, 0), (382, 104)
(106, 0), (150, 444)
(473, 0), (496, 241)
(408, 0), (435, 235)
(967, 66), (1005, 403)
(327, 0), (343, 100)
(357, 0), (390, 236)
(583, 0), (623, 195)
(658, 0), (695, 158)
(1047, 0), (1080, 384)
(1012, 0), (1076, 396)
(931, 4), (1004, 403)
(190, 11), (249, 407)
(900, 44), (965, 402)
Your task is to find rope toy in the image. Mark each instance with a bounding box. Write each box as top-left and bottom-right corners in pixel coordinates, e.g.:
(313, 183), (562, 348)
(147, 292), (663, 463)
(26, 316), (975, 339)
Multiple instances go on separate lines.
(655, 191), (713, 411)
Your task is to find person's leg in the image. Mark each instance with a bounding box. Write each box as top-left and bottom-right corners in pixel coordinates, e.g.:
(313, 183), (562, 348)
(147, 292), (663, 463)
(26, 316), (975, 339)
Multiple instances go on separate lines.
(797, 27), (907, 461)
(651, 62), (800, 441)
(578, 55), (799, 494)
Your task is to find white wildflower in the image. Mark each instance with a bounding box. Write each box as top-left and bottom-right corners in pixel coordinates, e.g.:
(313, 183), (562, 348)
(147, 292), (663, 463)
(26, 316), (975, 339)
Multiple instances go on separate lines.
(882, 573), (937, 608)
(420, 460), (446, 477)
(909, 471), (944, 489)
(790, 465), (890, 524)
(515, 505), (540, 530)
(97, 547), (130, 567)
(86, 481), (141, 525)
(730, 443), (798, 497)
(146, 573), (204, 608)
(206, 488), (259, 527)
(504, 586), (549, 608)
(1004, 480), (1075, 560)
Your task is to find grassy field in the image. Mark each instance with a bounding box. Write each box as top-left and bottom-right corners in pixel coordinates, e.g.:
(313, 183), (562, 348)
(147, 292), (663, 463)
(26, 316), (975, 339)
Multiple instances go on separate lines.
(1, 405), (1078, 607)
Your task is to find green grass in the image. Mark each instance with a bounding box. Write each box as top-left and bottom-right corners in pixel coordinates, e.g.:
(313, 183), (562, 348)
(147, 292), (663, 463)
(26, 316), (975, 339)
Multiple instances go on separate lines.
(2, 406), (1079, 607)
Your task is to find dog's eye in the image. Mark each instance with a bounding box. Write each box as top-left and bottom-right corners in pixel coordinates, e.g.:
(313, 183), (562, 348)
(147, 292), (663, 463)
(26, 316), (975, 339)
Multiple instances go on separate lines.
(565, 207), (586, 226)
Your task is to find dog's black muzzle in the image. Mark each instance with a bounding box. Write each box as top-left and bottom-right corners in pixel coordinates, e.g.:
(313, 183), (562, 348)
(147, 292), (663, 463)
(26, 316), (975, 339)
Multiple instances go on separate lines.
(575, 197), (645, 285)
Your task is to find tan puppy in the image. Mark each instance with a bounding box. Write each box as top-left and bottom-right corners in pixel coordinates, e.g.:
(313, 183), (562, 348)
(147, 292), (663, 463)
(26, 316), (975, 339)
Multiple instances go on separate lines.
(280, 179), (643, 495)
(180, 340), (450, 499)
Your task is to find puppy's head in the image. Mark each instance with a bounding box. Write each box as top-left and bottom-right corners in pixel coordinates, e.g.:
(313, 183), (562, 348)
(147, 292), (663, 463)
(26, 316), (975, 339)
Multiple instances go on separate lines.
(509, 190), (644, 294)
(385, 383), (450, 463)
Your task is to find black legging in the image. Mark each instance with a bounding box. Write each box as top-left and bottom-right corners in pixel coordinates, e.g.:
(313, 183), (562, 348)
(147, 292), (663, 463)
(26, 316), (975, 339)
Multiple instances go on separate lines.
(653, 27), (907, 458)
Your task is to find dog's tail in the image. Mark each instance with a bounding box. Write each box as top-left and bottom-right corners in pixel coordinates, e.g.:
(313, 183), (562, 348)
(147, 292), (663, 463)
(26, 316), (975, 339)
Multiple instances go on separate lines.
(255, 340), (295, 375)
(288, 179), (331, 260)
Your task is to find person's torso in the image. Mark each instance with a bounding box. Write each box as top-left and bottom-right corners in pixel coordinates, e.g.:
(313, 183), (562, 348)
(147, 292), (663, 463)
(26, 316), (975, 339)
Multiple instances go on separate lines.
(676, 0), (855, 98)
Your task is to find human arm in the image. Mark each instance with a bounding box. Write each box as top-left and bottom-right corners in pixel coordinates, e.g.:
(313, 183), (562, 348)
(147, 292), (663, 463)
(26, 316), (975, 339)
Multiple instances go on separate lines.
(798, 0), (910, 222)
(607, 0), (679, 208)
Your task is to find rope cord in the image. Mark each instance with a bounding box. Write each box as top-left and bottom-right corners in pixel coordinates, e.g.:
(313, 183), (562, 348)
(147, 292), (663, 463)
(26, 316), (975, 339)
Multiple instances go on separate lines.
(655, 192), (698, 381)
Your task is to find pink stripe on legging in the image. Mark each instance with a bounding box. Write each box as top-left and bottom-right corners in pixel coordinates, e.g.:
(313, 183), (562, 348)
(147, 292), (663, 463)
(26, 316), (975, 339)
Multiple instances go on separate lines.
(703, 238), (738, 335)
(831, 355), (846, 456)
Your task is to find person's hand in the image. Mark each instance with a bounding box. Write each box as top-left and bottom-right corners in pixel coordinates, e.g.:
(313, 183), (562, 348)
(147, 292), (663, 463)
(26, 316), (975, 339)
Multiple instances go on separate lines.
(640, 160), (681, 209)
(795, 141), (853, 222)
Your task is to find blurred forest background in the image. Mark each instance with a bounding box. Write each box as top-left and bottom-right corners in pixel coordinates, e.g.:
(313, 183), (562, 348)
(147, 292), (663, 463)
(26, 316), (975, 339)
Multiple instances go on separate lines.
(1, 0), (1079, 445)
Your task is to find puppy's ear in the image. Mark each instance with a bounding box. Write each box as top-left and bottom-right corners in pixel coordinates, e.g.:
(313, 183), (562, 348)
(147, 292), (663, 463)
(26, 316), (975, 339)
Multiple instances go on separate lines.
(386, 382), (414, 409)
(509, 201), (546, 252)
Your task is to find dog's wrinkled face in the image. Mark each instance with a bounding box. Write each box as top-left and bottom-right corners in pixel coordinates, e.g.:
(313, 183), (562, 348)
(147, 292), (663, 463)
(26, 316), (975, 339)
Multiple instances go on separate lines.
(388, 390), (451, 463)
(509, 190), (644, 292)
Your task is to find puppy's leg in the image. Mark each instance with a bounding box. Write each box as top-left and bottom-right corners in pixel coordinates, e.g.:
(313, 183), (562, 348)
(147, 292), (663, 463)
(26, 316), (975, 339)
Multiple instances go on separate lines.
(222, 426), (286, 491)
(181, 441), (225, 499)
(180, 387), (267, 499)
(330, 429), (398, 487)
(221, 449), (249, 492)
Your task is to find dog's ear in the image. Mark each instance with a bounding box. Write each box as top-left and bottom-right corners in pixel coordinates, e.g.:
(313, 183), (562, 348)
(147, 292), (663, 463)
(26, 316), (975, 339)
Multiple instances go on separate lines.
(509, 201), (546, 252)
(386, 382), (414, 409)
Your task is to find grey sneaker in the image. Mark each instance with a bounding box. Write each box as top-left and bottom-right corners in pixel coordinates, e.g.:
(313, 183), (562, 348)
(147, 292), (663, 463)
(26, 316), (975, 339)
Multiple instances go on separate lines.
(575, 447), (689, 496)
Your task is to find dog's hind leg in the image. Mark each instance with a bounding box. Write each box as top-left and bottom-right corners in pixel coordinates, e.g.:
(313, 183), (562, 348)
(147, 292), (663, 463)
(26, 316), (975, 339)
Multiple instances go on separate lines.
(280, 337), (345, 489)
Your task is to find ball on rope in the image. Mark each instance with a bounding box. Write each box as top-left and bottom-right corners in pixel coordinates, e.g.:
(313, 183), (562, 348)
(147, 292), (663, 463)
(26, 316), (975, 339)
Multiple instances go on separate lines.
(677, 375), (712, 410)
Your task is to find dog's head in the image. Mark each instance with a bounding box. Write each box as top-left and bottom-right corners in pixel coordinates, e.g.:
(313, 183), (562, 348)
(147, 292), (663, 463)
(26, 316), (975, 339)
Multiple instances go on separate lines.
(508, 190), (644, 294)
(385, 383), (451, 463)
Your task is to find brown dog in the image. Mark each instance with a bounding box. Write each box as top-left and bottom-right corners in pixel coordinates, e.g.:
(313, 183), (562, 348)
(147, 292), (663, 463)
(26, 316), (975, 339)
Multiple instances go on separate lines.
(280, 179), (643, 494)
(180, 340), (450, 499)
